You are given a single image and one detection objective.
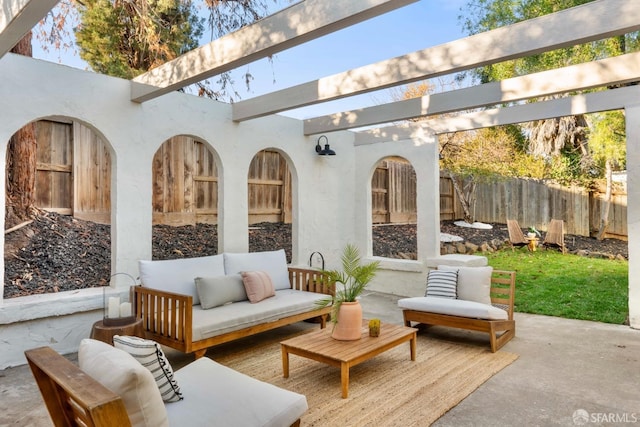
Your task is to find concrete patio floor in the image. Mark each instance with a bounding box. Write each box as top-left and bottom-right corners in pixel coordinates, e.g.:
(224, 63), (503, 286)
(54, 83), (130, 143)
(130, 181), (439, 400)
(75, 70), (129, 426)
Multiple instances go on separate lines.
(2, 291), (639, 426)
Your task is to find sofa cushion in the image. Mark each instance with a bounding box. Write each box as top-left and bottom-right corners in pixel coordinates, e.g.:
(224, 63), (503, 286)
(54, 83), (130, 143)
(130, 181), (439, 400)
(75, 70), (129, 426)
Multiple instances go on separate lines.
(425, 270), (457, 299)
(438, 265), (493, 305)
(167, 357), (308, 427)
(241, 271), (276, 303)
(397, 297), (508, 320)
(78, 338), (169, 427)
(190, 289), (327, 341)
(113, 335), (183, 402)
(139, 254), (225, 305)
(195, 274), (247, 309)
(224, 250), (291, 290)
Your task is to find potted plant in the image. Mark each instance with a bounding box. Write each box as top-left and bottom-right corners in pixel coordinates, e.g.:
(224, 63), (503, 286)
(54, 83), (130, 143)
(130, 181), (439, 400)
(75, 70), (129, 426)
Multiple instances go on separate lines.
(528, 226), (541, 239)
(316, 243), (380, 340)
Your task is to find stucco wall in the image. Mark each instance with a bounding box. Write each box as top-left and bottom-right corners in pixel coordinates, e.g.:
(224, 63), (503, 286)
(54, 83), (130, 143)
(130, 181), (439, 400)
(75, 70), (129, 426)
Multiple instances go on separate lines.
(0, 54), (440, 368)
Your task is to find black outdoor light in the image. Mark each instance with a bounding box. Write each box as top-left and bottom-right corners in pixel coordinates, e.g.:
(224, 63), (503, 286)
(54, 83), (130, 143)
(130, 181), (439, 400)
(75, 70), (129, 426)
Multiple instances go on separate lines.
(315, 135), (336, 156)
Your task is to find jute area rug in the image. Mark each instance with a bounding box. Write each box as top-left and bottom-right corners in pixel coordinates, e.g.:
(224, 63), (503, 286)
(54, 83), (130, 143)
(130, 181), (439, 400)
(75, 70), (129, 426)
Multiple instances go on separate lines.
(208, 325), (518, 427)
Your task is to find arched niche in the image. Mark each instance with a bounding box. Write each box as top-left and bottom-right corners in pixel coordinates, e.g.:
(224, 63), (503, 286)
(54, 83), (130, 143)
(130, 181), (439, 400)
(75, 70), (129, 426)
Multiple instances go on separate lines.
(4, 118), (114, 299)
(151, 135), (219, 259)
(247, 149), (293, 262)
(371, 156), (417, 260)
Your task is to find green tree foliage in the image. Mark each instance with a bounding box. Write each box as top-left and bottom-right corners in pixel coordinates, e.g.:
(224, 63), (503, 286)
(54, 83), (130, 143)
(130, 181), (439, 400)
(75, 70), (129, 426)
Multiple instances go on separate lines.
(75, 0), (204, 79)
(40, 0), (274, 100)
(459, 0), (639, 183)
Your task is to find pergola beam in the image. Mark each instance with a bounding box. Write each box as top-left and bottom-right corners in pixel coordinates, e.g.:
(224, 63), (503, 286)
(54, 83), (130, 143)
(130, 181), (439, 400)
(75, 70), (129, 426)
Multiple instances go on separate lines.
(0, 0), (60, 59)
(304, 52), (640, 134)
(354, 85), (640, 144)
(233, 0), (640, 122)
(131, 0), (416, 103)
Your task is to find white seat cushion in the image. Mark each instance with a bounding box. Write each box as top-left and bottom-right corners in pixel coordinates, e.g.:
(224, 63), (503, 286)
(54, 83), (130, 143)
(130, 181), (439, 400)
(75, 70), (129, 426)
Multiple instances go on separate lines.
(223, 250), (291, 290)
(78, 339), (169, 427)
(190, 289), (327, 341)
(438, 265), (493, 305)
(398, 297), (508, 320)
(139, 254), (225, 305)
(167, 357), (308, 427)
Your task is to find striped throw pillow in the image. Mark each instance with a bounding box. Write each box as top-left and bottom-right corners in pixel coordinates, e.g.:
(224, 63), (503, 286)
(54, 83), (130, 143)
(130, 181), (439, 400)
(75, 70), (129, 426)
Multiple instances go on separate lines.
(113, 335), (183, 402)
(425, 270), (458, 299)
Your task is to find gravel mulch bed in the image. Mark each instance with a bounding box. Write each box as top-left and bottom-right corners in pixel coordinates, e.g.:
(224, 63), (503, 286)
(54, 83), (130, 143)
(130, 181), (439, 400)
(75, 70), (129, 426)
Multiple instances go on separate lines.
(3, 213), (628, 299)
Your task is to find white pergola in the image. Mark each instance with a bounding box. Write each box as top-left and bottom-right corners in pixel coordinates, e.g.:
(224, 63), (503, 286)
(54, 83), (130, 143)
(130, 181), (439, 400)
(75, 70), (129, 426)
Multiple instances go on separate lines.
(0, 0), (639, 368)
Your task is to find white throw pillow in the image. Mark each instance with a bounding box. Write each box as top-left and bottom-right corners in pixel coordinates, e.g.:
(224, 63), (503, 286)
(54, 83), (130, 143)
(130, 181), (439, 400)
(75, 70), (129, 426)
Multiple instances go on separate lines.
(113, 335), (183, 403)
(195, 274), (248, 309)
(223, 249), (291, 290)
(78, 338), (169, 427)
(438, 265), (493, 305)
(425, 270), (458, 299)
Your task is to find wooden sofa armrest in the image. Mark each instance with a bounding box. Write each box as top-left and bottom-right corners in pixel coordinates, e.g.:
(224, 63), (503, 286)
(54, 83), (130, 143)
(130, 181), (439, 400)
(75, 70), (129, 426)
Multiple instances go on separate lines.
(25, 346), (132, 427)
(288, 267), (334, 295)
(489, 270), (516, 320)
(132, 285), (193, 352)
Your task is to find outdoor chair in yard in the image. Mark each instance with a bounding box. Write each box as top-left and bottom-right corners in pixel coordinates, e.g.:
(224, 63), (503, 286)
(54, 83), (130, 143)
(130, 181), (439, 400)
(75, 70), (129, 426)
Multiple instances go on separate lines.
(507, 219), (528, 251)
(544, 219), (566, 253)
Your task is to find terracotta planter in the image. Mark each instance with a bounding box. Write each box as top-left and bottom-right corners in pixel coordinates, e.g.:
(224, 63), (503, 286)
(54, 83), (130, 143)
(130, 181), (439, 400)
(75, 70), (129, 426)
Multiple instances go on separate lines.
(332, 301), (363, 341)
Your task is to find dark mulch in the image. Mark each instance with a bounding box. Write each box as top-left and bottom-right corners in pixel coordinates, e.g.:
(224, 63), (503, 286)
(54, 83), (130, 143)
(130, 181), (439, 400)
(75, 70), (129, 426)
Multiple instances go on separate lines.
(3, 213), (628, 299)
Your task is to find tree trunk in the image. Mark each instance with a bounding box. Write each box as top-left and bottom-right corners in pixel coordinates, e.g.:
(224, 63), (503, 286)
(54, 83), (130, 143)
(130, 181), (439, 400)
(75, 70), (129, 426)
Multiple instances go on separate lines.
(449, 171), (475, 224)
(596, 160), (613, 241)
(6, 31), (37, 226)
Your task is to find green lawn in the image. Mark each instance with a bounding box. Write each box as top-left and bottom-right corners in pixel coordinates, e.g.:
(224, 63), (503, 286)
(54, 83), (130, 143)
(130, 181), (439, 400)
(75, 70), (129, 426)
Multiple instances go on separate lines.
(484, 250), (628, 324)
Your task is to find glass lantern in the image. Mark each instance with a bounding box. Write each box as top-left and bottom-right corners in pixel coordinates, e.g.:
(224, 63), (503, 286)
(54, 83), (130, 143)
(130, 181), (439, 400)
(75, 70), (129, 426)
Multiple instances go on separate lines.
(102, 274), (136, 326)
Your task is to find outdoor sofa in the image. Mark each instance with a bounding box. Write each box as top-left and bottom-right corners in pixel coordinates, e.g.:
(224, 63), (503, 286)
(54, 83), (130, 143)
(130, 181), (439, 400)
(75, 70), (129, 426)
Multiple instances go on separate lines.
(25, 338), (308, 427)
(133, 249), (333, 358)
(398, 266), (516, 352)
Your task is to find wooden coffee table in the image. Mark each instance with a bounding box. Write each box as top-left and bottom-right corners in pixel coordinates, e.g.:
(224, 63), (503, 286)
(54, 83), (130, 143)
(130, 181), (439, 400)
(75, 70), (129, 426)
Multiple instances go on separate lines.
(280, 321), (417, 398)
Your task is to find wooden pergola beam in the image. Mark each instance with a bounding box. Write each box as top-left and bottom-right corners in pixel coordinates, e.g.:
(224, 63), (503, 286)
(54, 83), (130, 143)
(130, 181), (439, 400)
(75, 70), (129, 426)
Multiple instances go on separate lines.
(131, 0), (416, 103)
(233, 0), (640, 122)
(304, 52), (640, 134)
(0, 0), (60, 59)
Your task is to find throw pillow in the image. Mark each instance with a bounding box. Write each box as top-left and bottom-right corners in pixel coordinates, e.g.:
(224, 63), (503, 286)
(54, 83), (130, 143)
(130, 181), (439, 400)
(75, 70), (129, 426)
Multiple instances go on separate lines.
(425, 270), (458, 299)
(241, 271), (276, 303)
(195, 274), (247, 309)
(113, 335), (183, 403)
(438, 265), (493, 305)
(78, 338), (169, 427)
(224, 250), (291, 290)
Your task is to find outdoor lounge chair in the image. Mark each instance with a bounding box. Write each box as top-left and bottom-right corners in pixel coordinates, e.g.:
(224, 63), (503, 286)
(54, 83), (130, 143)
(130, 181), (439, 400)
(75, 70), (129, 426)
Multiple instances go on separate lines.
(544, 219), (566, 253)
(507, 219), (528, 251)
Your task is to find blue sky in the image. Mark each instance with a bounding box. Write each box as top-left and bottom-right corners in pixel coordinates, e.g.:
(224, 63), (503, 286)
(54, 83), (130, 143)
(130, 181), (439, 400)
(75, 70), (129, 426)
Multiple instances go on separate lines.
(32, 0), (468, 119)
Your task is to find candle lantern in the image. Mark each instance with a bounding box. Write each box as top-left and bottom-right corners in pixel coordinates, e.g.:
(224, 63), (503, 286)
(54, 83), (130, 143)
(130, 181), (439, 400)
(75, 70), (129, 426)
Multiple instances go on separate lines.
(102, 273), (136, 326)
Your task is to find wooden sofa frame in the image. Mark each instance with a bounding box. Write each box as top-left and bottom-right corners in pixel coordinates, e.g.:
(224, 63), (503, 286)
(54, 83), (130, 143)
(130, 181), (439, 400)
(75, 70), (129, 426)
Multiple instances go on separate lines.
(402, 270), (516, 352)
(25, 346), (302, 427)
(25, 346), (133, 427)
(133, 267), (333, 359)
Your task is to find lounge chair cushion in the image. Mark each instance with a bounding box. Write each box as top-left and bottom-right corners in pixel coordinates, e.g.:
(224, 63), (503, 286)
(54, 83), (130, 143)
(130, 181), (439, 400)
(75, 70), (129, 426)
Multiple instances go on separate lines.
(78, 338), (169, 427)
(224, 249), (291, 290)
(438, 265), (493, 305)
(167, 357), (308, 427)
(139, 254), (225, 305)
(113, 335), (183, 402)
(241, 271), (276, 303)
(398, 297), (508, 320)
(425, 270), (458, 299)
(195, 274), (248, 309)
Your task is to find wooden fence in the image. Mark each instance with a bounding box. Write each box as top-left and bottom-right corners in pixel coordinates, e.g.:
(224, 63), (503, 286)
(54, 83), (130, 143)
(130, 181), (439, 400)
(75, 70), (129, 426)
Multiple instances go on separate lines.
(32, 121), (628, 238)
(34, 120), (292, 226)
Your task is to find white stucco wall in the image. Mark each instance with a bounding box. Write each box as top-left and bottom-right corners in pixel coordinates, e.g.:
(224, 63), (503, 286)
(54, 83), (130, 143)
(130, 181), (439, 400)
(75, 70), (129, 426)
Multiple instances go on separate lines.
(626, 104), (640, 329)
(0, 54), (442, 368)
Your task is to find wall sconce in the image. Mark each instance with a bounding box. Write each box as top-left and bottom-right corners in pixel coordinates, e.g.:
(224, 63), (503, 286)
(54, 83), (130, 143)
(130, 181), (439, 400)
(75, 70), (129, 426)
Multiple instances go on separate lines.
(315, 135), (336, 156)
